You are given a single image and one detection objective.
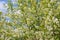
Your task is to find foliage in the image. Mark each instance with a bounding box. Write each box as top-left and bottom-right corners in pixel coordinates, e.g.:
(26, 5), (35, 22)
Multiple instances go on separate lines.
(0, 0), (60, 40)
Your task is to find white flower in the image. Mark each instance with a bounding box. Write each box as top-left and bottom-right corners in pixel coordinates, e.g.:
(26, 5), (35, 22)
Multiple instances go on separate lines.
(26, 18), (30, 21)
(49, 10), (52, 15)
(35, 25), (39, 29)
(52, 17), (59, 24)
(16, 10), (21, 14)
(35, 31), (39, 34)
(14, 29), (19, 32)
(57, 2), (60, 4)
(50, 0), (56, 2)
(11, 0), (17, 4)
(4, 4), (9, 9)
(14, 10), (23, 16)
(13, 35), (17, 37)
(47, 26), (53, 31)
(5, 4), (8, 7)
(20, 3), (22, 6)
(50, 0), (54, 2)
(48, 3), (51, 7)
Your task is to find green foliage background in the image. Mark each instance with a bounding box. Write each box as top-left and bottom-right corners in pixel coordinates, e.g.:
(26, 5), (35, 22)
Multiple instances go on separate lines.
(0, 0), (60, 40)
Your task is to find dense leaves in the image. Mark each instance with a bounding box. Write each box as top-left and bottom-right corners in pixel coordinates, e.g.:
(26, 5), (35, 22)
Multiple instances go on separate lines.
(0, 0), (60, 40)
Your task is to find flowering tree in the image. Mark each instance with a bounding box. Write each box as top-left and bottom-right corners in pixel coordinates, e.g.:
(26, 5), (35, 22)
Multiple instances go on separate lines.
(0, 0), (60, 40)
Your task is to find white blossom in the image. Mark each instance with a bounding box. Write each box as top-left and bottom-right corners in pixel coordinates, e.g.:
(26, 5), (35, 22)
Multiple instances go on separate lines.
(48, 3), (51, 7)
(20, 3), (22, 6)
(14, 29), (19, 32)
(52, 17), (59, 24)
(50, 0), (56, 2)
(5, 4), (8, 9)
(15, 10), (21, 14)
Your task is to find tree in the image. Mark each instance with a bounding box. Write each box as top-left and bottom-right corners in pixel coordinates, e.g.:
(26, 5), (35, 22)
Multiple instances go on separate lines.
(0, 0), (60, 40)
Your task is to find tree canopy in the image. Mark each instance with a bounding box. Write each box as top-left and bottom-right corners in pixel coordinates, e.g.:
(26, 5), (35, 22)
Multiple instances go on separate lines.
(0, 0), (60, 40)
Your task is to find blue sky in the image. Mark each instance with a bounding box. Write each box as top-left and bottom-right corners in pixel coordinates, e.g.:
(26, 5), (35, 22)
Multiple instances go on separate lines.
(0, 0), (7, 13)
(0, 0), (8, 3)
(0, 0), (17, 13)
